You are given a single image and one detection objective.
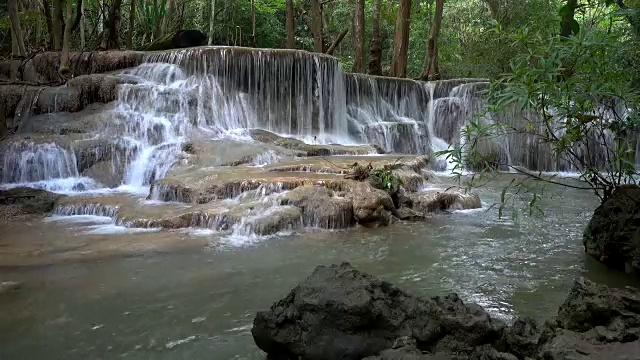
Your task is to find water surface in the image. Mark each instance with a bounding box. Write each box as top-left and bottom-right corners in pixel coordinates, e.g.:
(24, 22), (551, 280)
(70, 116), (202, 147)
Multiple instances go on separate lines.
(1, 176), (638, 359)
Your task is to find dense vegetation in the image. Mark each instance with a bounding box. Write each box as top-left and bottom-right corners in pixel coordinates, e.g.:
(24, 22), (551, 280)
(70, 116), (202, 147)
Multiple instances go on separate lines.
(1, 0), (636, 79)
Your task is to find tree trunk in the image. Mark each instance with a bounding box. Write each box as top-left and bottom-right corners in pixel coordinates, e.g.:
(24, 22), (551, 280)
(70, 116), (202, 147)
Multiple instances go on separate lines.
(80, 0), (86, 49)
(153, 0), (162, 40)
(368, 0), (381, 75)
(100, 0), (122, 49)
(127, 0), (135, 49)
(560, 0), (578, 37)
(59, 0), (73, 77)
(390, 0), (412, 78)
(251, 0), (256, 45)
(42, 0), (55, 49)
(52, 0), (63, 50)
(286, 0), (295, 48)
(311, 0), (323, 53)
(161, 0), (171, 36)
(9, 0), (28, 57)
(326, 29), (348, 55)
(419, 0), (444, 81)
(0, 100), (6, 139)
(352, 0), (365, 72)
(208, 0), (215, 45)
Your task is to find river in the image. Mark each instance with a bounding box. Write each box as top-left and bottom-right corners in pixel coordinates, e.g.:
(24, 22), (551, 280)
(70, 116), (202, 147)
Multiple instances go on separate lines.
(2, 174), (638, 359)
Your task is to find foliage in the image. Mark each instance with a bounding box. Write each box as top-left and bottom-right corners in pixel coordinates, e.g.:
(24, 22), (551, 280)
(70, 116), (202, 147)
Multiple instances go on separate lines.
(437, 6), (640, 214)
(346, 161), (404, 192)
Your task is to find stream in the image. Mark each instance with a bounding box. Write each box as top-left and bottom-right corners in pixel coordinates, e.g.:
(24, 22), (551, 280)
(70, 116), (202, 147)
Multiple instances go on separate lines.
(2, 175), (638, 359)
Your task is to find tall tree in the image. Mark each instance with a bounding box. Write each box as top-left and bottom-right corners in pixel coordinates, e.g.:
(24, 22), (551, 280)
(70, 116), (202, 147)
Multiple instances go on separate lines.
(8, 0), (28, 57)
(100, 0), (123, 49)
(51, 0), (63, 50)
(251, 0), (256, 45)
(127, 0), (135, 49)
(208, 0), (216, 45)
(419, 0), (444, 80)
(59, 0), (74, 76)
(42, 0), (55, 49)
(80, 0), (85, 49)
(311, 0), (323, 52)
(352, 0), (365, 72)
(286, 0), (295, 48)
(390, 0), (412, 78)
(368, 0), (382, 75)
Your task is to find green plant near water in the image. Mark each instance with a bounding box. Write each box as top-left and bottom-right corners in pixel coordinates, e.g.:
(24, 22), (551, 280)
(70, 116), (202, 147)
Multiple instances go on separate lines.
(437, 19), (640, 216)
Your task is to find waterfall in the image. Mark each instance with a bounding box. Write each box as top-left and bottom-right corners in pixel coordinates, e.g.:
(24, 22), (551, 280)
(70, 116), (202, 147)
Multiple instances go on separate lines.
(6, 45), (627, 200)
(2, 141), (79, 183)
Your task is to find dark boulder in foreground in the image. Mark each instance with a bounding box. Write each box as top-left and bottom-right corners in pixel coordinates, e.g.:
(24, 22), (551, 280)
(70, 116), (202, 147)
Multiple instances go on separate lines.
(583, 184), (640, 274)
(252, 263), (640, 360)
(252, 262), (508, 360)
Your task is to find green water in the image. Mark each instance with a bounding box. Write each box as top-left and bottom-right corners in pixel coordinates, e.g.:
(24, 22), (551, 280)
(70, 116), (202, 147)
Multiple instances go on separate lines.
(1, 176), (638, 359)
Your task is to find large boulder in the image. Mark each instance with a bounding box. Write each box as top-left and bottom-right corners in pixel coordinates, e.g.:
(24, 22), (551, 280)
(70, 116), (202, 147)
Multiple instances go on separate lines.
(537, 277), (640, 360)
(583, 185), (640, 274)
(252, 262), (507, 360)
(280, 186), (354, 229)
(346, 182), (396, 226)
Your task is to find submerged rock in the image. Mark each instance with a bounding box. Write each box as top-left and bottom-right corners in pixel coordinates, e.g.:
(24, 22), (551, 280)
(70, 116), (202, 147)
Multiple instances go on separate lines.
(0, 187), (65, 214)
(252, 262), (506, 360)
(583, 185), (640, 274)
(0, 281), (22, 295)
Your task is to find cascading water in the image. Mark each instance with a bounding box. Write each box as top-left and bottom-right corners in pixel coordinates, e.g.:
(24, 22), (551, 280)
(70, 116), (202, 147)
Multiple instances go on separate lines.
(9, 45), (627, 239)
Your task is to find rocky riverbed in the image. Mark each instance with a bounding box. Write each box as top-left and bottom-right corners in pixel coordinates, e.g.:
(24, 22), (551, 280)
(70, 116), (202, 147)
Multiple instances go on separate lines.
(252, 262), (640, 360)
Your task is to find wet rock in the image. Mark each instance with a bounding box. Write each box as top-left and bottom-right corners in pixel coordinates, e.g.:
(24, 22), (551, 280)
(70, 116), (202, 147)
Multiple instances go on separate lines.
(36, 86), (83, 113)
(232, 205), (303, 236)
(67, 74), (140, 108)
(20, 51), (144, 84)
(0, 281), (21, 295)
(396, 207), (425, 221)
(249, 129), (375, 156)
(495, 317), (540, 359)
(537, 278), (640, 360)
(396, 170), (426, 192)
(252, 262), (506, 360)
(150, 178), (198, 203)
(554, 277), (640, 338)
(583, 184), (640, 274)
(17, 103), (110, 135)
(410, 189), (481, 213)
(280, 185), (354, 229)
(346, 182), (395, 226)
(82, 160), (124, 188)
(361, 344), (432, 360)
(72, 137), (131, 173)
(0, 187), (65, 214)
